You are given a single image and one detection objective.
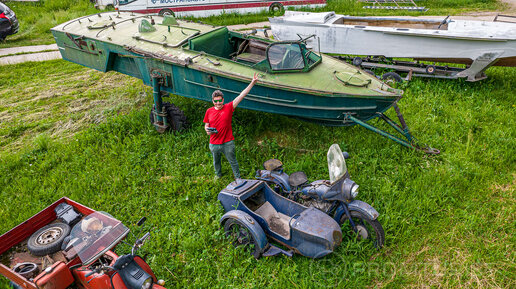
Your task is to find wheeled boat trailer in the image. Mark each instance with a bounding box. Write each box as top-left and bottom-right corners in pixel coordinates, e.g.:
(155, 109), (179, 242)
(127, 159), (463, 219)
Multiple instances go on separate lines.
(337, 55), (497, 82)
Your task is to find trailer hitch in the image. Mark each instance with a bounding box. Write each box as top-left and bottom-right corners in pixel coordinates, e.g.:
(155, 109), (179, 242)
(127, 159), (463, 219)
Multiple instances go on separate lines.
(345, 104), (440, 154)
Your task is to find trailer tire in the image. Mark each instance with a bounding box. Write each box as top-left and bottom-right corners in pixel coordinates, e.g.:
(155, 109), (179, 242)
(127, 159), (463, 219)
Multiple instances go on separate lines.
(150, 102), (189, 132)
(269, 3), (284, 14)
(352, 57), (363, 66)
(27, 223), (71, 256)
(381, 72), (403, 84)
(426, 65), (436, 74)
(159, 9), (175, 17)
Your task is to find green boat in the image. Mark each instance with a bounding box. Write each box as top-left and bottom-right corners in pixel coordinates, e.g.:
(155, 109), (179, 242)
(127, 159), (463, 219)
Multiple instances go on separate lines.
(51, 12), (437, 153)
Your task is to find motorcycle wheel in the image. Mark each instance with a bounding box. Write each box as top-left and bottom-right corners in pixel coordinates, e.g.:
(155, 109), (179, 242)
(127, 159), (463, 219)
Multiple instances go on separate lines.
(223, 218), (261, 258)
(341, 211), (385, 249)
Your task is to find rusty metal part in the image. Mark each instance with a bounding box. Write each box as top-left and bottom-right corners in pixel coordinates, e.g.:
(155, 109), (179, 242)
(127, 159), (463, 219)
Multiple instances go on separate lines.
(13, 262), (38, 279)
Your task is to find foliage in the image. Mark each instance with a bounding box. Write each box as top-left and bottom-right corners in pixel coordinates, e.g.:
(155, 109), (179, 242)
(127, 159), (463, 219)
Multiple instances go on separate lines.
(0, 0), (99, 48)
(0, 59), (514, 287)
(0, 0), (514, 287)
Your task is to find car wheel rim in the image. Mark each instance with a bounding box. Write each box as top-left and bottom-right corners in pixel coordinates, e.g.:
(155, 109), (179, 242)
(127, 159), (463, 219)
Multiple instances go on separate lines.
(36, 227), (63, 245)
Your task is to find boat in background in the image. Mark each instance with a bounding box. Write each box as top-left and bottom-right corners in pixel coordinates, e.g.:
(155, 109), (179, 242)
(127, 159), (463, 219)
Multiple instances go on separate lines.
(270, 11), (516, 81)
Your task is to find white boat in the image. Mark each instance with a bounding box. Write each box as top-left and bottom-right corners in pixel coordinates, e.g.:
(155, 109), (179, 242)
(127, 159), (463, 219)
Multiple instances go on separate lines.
(270, 11), (516, 81)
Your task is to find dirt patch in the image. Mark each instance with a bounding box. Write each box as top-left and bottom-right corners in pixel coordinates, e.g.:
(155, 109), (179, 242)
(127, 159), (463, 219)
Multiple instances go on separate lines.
(501, 0), (516, 12)
(491, 173), (515, 194)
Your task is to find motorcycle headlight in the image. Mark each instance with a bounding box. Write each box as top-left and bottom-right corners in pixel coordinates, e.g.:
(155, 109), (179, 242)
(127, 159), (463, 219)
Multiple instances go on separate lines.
(142, 277), (152, 289)
(341, 178), (358, 200)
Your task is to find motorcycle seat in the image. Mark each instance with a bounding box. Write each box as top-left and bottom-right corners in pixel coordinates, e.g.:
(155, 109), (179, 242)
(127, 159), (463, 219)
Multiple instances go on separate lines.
(289, 171), (308, 187)
(263, 159), (283, 171)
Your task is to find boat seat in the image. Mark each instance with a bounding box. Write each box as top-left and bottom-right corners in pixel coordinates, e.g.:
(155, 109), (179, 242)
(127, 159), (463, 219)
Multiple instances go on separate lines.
(255, 201), (291, 239)
(247, 40), (268, 56)
(234, 52), (266, 64)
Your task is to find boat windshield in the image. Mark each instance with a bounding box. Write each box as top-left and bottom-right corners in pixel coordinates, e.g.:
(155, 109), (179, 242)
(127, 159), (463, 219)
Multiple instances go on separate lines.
(67, 212), (129, 265)
(327, 144), (347, 184)
(267, 42), (321, 72)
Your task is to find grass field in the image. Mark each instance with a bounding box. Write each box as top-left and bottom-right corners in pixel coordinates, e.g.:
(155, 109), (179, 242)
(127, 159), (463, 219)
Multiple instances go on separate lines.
(1, 0), (515, 288)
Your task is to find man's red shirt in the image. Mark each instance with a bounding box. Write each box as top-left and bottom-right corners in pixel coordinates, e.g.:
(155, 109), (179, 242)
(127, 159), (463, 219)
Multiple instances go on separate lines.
(203, 101), (235, 145)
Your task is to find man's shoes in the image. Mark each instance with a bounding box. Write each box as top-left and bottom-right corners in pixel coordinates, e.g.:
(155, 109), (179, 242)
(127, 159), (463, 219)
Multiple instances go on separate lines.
(214, 175), (222, 181)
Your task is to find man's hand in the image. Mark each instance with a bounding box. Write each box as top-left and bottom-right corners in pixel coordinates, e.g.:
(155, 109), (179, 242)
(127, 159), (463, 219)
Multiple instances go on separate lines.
(233, 73), (260, 109)
(251, 72), (259, 84)
(205, 123), (213, 135)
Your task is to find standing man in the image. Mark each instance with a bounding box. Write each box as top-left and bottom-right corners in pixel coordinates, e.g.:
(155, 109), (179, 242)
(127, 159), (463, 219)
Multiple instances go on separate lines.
(204, 73), (259, 180)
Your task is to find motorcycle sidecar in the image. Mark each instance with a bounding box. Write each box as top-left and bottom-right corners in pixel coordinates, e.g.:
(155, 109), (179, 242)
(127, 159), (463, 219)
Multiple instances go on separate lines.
(218, 180), (342, 259)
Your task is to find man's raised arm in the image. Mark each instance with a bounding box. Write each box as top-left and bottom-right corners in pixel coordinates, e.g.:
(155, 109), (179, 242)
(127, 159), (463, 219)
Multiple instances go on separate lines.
(233, 73), (259, 109)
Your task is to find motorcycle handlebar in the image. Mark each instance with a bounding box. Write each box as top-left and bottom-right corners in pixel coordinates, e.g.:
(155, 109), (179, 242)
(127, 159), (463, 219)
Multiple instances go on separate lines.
(141, 232), (150, 242)
(132, 232), (151, 255)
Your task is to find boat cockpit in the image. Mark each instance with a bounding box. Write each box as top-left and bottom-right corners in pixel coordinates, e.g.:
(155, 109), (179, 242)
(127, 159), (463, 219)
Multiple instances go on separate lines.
(187, 27), (322, 73)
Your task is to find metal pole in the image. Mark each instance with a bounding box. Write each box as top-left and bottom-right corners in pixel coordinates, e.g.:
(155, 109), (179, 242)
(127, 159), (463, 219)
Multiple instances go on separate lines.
(152, 75), (163, 123)
(346, 114), (415, 150)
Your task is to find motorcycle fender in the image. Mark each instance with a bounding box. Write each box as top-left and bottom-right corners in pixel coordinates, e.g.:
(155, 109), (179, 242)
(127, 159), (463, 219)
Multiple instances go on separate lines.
(255, 170), (290, 192)
(220, 210), (268, 253)
(348, 200), (380, 220)
(112, 273), (128, 289)
(134, 256), (157, 283)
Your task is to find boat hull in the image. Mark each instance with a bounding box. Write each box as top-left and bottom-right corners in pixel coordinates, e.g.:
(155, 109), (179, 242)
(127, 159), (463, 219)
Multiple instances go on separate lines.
(51, 30), (397, 126)
(270, 13), (516, 67)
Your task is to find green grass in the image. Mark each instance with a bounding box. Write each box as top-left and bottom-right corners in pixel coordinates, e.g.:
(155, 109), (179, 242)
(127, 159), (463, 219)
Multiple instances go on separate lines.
(0, 0), (99, 48)
(0, 0), (515, 287)
(0, 58), (514, 288)
(184, 0), (505, 26)
(0, 60), (146, 152)
(0, 0), (506, 48)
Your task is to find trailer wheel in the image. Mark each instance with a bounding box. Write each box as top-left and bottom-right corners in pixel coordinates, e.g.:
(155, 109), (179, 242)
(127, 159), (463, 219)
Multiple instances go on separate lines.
(426, 65), (436, 74)
(269, 3), (284, 14)
(381, 72), (403, 84)
(352, 57), (363, 66)
(159, 9), (175, 17)
(150, 102), (189, 133)
(27, 223), (71, 256)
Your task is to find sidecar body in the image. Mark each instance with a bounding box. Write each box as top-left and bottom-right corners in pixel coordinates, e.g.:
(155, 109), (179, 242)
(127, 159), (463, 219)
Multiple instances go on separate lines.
(218, 180), (342, 258)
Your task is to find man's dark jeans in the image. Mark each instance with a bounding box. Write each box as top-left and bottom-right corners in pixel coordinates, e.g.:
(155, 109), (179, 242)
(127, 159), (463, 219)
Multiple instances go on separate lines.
(209, 140), (240, 178)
